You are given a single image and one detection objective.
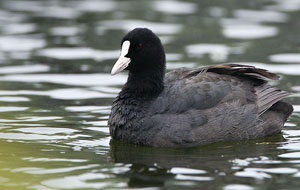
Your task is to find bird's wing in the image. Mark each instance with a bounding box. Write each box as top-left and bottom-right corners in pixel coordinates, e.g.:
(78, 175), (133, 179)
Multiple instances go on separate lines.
(165, 64), (279, 83)
(144, 64), (291, 147)
(152, 64), (290, 114)
(204, 64), (290, 115)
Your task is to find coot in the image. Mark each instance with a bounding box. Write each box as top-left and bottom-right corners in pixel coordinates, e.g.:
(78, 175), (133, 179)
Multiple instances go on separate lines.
(108, 28), (293, 148)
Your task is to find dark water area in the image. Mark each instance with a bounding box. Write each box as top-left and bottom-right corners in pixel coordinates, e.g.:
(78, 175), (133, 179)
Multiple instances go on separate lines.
(0, 0), (300, 189)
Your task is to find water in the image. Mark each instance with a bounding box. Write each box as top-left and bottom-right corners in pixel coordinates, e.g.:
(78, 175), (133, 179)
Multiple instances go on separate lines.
(0, 0), (300, 189)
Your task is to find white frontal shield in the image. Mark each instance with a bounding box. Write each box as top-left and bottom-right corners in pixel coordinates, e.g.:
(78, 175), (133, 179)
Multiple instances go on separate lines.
(111, 41), (131, 75)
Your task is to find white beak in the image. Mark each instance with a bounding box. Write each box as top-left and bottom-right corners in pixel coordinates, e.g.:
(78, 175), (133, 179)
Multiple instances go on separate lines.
(111, 41), (131, 75)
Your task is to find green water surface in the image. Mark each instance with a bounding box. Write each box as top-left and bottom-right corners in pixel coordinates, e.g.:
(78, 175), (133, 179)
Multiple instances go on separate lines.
(0, 0), (300, 189)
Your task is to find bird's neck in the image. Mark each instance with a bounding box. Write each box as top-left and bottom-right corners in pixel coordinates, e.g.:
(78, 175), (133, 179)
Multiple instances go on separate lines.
(121, 70), (164, 100)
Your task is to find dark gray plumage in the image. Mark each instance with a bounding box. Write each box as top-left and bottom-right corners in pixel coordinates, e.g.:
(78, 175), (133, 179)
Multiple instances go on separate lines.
(108, 28), (293, 148)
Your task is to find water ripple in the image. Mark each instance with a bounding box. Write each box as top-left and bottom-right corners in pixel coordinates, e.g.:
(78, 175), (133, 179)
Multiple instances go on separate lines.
(233, 9), (288, 23)
(0, 64), (49, 74)
(41, 172), (122, 189)
(22, 157), (87, 163)
(0, 74), (127, 86)
(13, 164), (99, 175)
(12, 127), (79, 135)
(0, 107), (28, 112)
(0, 133), (89, 140)
(2, 23), (37, 35)
(37, 47), (119, 61)
(170, 167), (206, 175)
(0, 96), (29, 102)
(222, 24), (278, 40)
(0, 36), (46, 52)
(224, 184), (254, 190)
(98, 19), (183, 35)
(152, 0), (197, 15)
(269, 53), (300, 63)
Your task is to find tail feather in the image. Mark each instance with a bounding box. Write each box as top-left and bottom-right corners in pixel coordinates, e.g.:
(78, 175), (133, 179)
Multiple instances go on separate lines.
(255, 84), (291, 115)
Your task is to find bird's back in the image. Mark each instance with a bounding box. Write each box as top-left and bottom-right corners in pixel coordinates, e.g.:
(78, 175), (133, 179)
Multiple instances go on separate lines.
(109, 64), (293, 147)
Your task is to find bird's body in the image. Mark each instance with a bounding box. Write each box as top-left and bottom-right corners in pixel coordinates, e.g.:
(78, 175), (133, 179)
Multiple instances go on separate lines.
(108, 28), (293, 148)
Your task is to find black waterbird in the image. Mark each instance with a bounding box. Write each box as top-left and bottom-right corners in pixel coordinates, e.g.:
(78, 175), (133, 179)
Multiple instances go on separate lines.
(108, 28), (293, 148)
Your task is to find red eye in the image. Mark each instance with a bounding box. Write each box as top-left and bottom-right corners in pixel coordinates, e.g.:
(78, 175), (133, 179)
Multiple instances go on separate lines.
(137, 44), (143, 48)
